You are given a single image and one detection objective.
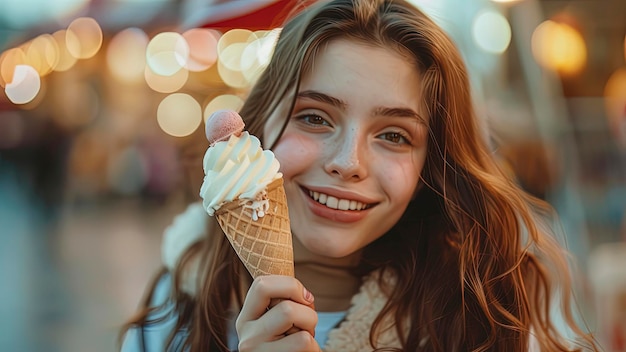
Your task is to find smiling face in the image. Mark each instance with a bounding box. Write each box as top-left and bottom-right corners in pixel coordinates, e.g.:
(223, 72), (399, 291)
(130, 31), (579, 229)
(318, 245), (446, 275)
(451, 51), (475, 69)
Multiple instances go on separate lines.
(264, 39), (428, 259)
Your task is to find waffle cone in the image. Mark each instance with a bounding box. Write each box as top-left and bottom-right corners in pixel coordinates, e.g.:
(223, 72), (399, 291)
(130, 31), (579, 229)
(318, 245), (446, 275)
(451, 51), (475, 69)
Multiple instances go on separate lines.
(215, 178), (294, 278)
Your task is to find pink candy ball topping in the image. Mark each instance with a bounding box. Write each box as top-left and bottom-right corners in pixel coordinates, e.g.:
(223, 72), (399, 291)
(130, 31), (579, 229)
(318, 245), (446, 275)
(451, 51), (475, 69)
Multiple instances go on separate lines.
(205, 109), (245, 146)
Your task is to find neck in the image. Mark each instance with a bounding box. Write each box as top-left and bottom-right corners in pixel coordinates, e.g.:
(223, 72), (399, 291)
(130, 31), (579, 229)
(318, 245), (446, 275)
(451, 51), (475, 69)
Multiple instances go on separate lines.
(293, 236), (362, 312)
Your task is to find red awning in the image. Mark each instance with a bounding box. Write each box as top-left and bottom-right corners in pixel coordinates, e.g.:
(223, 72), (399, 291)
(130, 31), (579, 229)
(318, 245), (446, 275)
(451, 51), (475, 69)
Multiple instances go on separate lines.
(181, 0), (313, 31)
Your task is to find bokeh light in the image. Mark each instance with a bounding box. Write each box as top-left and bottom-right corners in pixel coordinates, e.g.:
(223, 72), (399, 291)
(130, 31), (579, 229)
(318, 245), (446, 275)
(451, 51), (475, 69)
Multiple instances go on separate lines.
(217, 29), (255, 84)
(66, 17), (103, 59)
(51, 30), (79, 72)
(157, 93), (202, 137)
(16, 77), (47, 110)
(240, 29), (281, 83)
(203, 94), (245, 122)
(182, 28), (220, 72)
(472, 9), (512, 54)
(106, 28), (149, 84)
(215, 29), (279, 89)
(146, 32), (189, 77)
(240, 41), (265, 83)
(604, 68), (626, 146)
(22, 34), (59, 77)
(217, 58), (249, 89)
(219, 41), (248, 72)
(144, 65), (188, 93)
(0, 48), (26, 88)
(4, 65), (41, 105)
(531, 20), (587, 76)
(217, 29), (254, 55)
(253, 29), (281, 66)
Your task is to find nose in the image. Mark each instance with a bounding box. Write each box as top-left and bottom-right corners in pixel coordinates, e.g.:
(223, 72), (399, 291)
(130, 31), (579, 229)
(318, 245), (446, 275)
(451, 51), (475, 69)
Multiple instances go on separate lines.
(324, 131), (368, 181)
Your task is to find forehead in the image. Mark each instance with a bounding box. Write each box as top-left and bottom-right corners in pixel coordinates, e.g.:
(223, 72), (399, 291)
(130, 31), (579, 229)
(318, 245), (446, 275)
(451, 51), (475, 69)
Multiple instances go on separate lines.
(299, 39), (423, 111)
(303, 35), (417, 72)
(305, 38), (419, 79)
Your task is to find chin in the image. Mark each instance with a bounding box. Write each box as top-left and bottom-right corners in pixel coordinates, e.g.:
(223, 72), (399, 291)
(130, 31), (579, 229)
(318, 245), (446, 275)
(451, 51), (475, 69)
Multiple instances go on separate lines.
(299, 234), (360, 259)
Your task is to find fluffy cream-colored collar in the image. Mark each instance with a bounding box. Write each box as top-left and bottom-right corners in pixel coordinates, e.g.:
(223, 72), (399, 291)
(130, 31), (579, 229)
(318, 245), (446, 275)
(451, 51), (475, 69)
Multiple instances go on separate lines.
(162, 202), (404, 351)
(323, 269), (404, 351)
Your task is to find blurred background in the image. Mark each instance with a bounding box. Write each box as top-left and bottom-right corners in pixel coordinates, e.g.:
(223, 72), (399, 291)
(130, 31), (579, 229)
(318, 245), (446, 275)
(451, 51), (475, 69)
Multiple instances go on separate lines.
(0, 0), (624, 351)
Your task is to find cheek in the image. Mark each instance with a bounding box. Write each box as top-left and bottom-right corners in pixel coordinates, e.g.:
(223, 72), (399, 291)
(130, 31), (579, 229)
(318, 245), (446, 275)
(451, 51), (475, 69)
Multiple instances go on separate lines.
(272, 133), (319, 179)
(378, 155), (425, 200)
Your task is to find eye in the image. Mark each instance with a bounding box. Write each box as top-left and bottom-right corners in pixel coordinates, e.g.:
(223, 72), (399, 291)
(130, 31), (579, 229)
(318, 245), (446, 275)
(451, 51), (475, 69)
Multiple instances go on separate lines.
(378, 131), (411, 145)
(295, 113), (331, 127)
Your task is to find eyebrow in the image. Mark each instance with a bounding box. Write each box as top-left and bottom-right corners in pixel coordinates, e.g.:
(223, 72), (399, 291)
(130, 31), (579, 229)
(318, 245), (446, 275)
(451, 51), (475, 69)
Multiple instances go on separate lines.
(297, 89), (426, 124)
(373, 107), (426, 124)
(297, 90), (346, 110)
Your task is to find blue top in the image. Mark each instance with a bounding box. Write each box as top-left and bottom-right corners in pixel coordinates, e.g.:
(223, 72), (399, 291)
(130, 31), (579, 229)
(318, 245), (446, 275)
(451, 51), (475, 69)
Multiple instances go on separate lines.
(121, 274), (188, 351)
(120, 273), (346, 351)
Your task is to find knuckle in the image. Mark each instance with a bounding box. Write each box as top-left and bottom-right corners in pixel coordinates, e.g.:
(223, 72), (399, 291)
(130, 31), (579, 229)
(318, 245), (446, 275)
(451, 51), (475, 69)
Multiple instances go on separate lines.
(250, 275), (271, 293)
(294, 331), (315, 348)
(277, 300), (295, 318)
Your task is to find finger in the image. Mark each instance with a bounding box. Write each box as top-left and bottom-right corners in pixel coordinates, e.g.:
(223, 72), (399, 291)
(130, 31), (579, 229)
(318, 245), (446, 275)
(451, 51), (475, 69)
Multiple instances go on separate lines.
(262, 299), (318, 337)
(269, 297), (315, 336)
(275, 331), (321, 352)
(239, 330), (321, 352)
(239, 275), (315, 324)
(270, 297), (315, 310)
(284, 324), (300, 336)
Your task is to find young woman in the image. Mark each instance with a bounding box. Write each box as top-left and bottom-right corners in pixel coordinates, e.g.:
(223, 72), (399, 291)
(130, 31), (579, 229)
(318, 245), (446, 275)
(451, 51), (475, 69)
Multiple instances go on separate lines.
(121, 0), (599, 350)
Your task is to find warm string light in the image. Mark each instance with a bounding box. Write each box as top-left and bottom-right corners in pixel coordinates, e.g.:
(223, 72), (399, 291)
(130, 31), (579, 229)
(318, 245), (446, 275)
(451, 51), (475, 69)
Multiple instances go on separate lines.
(471, 9), (511, 54)
(106, 28), (149, 84)
(604, 68), (626, 148)
(0, 22), (280, 140)
(0, 16), (102, 105)
(66, 17), (103, 59)
(204, 94), (244, 124)
(157, 93), (202, 137)
(144, 27), (281, 137)
(531, 20), (587, 76)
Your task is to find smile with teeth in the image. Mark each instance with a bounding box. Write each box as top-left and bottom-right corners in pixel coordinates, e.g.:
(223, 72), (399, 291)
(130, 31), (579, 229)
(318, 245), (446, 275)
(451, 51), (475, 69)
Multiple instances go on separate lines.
(308, 190), (373, 211)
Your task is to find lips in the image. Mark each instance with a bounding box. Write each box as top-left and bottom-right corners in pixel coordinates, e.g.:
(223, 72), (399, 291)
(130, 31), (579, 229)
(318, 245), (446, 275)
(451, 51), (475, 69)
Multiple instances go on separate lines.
(299, 186), (376, 223)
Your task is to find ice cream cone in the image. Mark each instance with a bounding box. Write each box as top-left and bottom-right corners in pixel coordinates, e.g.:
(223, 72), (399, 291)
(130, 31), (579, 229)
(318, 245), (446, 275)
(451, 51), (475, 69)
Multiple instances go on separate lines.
(215, 178), (294, 278)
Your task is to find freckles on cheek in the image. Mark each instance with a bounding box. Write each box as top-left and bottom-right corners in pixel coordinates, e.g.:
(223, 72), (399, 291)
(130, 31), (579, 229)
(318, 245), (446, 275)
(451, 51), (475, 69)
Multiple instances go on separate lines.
(380, 161), (421, 194)
(272, 134), (318, 176)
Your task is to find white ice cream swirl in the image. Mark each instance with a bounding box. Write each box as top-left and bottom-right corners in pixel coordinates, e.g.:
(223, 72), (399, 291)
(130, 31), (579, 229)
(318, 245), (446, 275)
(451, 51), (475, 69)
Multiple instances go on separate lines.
(200, 131), (282, 220)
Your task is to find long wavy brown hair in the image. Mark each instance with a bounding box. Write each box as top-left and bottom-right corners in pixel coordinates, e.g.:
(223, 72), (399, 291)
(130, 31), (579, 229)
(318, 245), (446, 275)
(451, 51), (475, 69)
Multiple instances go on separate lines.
(122, 0), (599, 351)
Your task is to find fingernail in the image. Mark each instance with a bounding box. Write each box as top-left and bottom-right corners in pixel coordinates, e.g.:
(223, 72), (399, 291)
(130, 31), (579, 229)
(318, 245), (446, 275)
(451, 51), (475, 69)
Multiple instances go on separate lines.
(303, 287), (314, 303)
